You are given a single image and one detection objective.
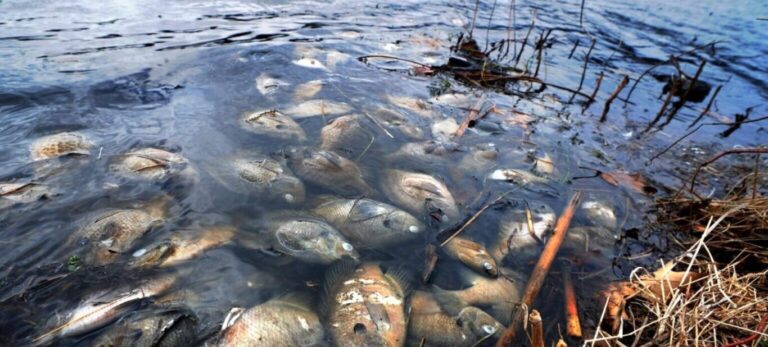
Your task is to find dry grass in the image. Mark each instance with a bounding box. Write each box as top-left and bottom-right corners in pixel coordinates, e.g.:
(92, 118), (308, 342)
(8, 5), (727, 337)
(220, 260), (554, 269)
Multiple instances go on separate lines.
(586, 209), (768, 346)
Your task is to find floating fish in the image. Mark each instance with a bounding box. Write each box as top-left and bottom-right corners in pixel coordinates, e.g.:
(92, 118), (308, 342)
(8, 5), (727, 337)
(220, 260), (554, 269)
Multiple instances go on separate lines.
(285, 100), (353, 118)
(326, 50), (350, 71)
(292, 80), (323, 102)
(385, 95), (433, 118)
(368, 107), (424, 139)
(491, 202), (555, 262)
(110, 148), (190, 180)
(311, 197), (424, 249)
(433, 267), (525, 325)
(0, 181), (51, 208)
(130, 226), (235, 269)
(255, 73), (289, 96)
(213, 154), (306, 204)
(218, 294), (326, 347)
(91, 308), (197, 347)
(293, 57), (327, 70)
(242, 109), (307, 141)
(487, 168), (549, 185)
(408, 291), (503, 347)
(259, 214), (358, 264)
(322, 262), (409, 347)
(431, 118), (459, 142)
(580, 199), (618, 230)
(30, 132), (93, 162)
(287, 148), (373, 196)
(381, 169), (459, 223)
(443, 237), (499, 278)
(320, 115), (372, 159)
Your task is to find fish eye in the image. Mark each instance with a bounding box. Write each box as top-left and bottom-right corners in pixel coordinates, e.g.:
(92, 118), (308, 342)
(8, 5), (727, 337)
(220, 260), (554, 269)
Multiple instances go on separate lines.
(132, 248), (147, 257)
(353, 323), (367, 334)
(342, 242), (354, 251)
(408, 225), (419, 233)
(284, 193), (295, 202)
(482, 324), (497, 334)
(482, 262), (493, 270)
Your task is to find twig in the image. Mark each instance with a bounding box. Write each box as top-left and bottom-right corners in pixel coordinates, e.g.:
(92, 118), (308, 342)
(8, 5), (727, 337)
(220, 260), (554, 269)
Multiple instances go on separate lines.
(469, 0), (481, 39)
(422, 244), (438, 283)
(664, 60), (707, 123)
(568, 39), (580, 59)
(562, 260), (583, 338)
(530, 310), (545, 347)
(514, 10), (537, 67)
(532, 29), (552, 78)
(645, 80), (679, 133)
(571, 38), (596, 102)
(599, 75), (629, 123)
(689, 84), (722, 128)
(721, 314), (768, 347)
(582, 71), (604, 113)
(579, 0), (586, 27)
(496, 192), (582, 346)
(752, 154), (760, 200)
(357, 55), (432, 68)
(453, 95), (487, 138)
(687, 148), (768, 194)
(437, 191), (510, 246)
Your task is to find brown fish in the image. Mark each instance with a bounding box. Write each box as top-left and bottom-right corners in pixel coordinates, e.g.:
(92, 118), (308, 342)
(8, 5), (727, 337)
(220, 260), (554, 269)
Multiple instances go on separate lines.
(242, 109), (307, 141)
(30, 132), (93, 162)
(443, 237), (499, 278)
(218, 294), (326, 347)
(288, 148), (373, 196)
(323, 262), (409, 347)
(0, 181), (51, 208)
(91, 308), (197, 347)
(130, 226), (235, 269)
(34, 273), (178, 346)
(380, 169), (459, 222)
(433, 268), (525, 325)
(320, 115), (373, 159)
(408, 291), (503, 347)
(213, 154), (306, 204)
(73, 196), (169, 265)
(110, 148), (190, 180)
(285, 99), (352, 118)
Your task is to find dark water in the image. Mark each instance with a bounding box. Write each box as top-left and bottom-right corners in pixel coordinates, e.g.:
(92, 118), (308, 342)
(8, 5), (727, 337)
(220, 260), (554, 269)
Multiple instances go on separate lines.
(0, 0), (766, 345)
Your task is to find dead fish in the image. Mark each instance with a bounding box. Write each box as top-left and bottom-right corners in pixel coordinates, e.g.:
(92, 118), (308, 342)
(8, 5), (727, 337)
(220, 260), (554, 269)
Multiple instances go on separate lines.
(326, 50), (350, 71)
(34, 273), (178, 345)
(218, 294), (326, 347)
(368, 107), (423, 139)
(242, 109), (307, 141)
(255, 73), (289, 96)
(311, 197), (424, 249)
(443, 237), (499, 278)
(91, 308), (197, 347)
(110, 148), (190, 180)
(491, 202), (555, 262)
(214, 155), (306, 204)
(0, 181), (51, 208)
(428, 93), (472, 108)
(531, 152), (555, 176)
(430, 118), (459, 142)
(73, 196), (169, 265)
(385, 95), (433, 118)
(293, 57), (328, 70)
(285, 100), (353, 118)
(261, 215), (358, 264)
(287, 148), (373, 196)
(322, 262), (409, 347)
(320, 115), (373, 159)
(408, 291), (503, 347)
(30, 132), (93, 161)
(457, 146), (498, 174)
(487, 168), (548, 185)
(580, 199), (618, 230)
(292, 80), (323, 102)
(433, 268), (525, 325)
(130, 226), (235, 269)
(380, 169), (459, 223)
(385, 141), (458, 169)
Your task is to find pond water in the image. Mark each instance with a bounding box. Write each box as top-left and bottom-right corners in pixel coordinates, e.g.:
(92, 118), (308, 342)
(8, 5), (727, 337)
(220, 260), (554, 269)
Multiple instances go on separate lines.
(0, 0), (766, 345)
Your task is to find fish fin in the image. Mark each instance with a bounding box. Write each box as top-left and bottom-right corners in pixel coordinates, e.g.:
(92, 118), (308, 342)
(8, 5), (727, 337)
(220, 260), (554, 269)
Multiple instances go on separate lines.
(431, 285), (468, 317)
(221, 307), (246, 331)
(275, 291), (315, 311)
(384, 267), (412, 298)
(310, 195), (337, 208)
(320, 260), (357, 316)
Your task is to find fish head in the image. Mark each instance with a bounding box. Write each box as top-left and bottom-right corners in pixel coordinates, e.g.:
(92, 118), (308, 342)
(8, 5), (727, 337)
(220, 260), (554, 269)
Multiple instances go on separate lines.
(276, 220), (357, 263)
(271, 176), (306, 204)
(457, 306), (504, 339)
(383, 210), (425, 236)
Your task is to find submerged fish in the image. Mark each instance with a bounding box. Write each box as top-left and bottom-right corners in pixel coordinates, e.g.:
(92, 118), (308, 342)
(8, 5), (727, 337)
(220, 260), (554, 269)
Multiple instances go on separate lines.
(292, 80), (323, 102)
(408, 291), (503, 347)
(385, 95), (433, 118)
(311, 197), (424, 249)
(287, 148), (373, 196)
(91, 308), (197, 347)
(368, 107), (424, 139)
(443, 237), (499, 278)
(130, 226), (235, 269)
(30, 132), (93, 162)
(285, 100), (353, 118)
(580, 199), (618, 230)
(73, 196), (169, 265)
(323, 262), (409, 347)
(0, 181), (51, 208)
(110, 148), (190, 180)
(431, 118), (459, 142)
(487, 168), (548, 185)
(320, 115), (373, 159)
(255, 73), (289, 96)
(532, 152), (555, 176)
(380, 169), (459, 222)
(218, 294), (325, 347)
(214, 155), (306, 204)
(34, 274), (178, 345)
(242, 109), (307, 141)
(326, 50), (350, 71)
(260, 215), (358, 264)
(433, 268), (525, 325)
(491, 202), (555, 262)
(293, 57), (328, 70)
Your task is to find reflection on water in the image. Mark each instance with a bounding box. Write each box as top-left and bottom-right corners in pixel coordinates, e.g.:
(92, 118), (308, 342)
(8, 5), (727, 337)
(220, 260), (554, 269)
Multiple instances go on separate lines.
(0, 0), (766, 345)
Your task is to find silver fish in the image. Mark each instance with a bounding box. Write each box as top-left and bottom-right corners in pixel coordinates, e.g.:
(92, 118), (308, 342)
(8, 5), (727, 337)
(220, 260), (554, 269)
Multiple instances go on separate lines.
(110, 148), (190, 180)
(287, 148), (373, 196)
(91, 308), (197, 347)
(311, 197), (424, 249)
(320, 115), (373, 160)
(214, 154), (306, 204)
(0, 181), (51, 208)
(380, 169), (459, 223)
(285, 100), (352, 118)
(261, 215), (358, 264)
(292, 80), (323, 102)
(130, 226), (235, 269)
(491, 202), (555, 262)
(255, 73), (289, 96)
(242, 109), (307, 141)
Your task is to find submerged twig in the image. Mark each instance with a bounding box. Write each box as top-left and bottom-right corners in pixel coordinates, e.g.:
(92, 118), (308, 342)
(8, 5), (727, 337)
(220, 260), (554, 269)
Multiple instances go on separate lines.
(688, 84), (722, 128)
(453, 95), (488, 138)
(437, 191), (510, 247)
(571, 38), (596, 102)
(687, 147), (768, 195)
(599, 75), (629, 123)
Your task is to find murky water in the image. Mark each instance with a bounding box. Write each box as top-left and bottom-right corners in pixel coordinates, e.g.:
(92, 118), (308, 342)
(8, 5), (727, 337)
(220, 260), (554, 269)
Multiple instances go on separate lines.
(1, 0), (766, 345)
